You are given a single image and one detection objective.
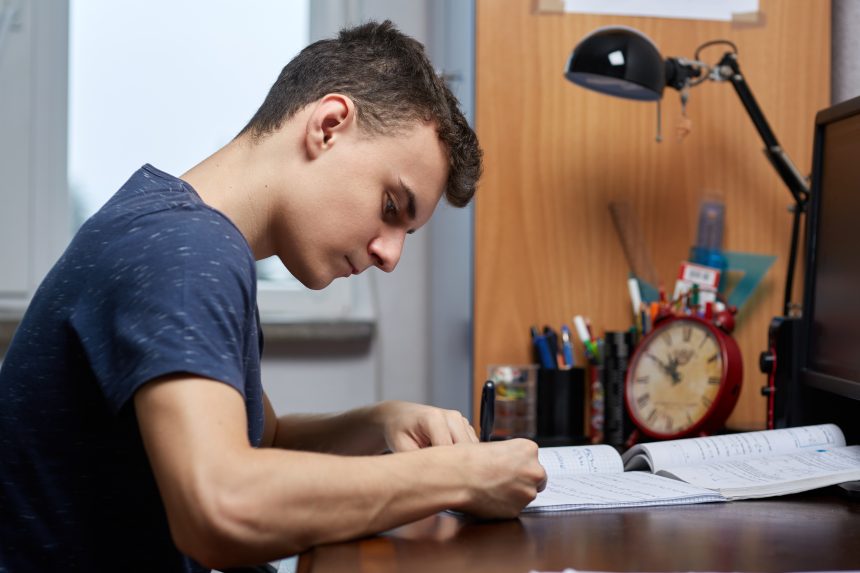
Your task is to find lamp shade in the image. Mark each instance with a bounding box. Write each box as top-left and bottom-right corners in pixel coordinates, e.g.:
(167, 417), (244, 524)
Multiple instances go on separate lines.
(565, 27), (666, 101)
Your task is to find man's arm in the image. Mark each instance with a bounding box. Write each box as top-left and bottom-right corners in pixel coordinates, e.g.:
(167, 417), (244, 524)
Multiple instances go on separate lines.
(261, 393), (478, 455)
(136, 376), (545, 570)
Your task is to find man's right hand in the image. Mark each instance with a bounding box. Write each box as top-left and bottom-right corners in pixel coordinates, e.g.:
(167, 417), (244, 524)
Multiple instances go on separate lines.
(452, 438), (547, 519)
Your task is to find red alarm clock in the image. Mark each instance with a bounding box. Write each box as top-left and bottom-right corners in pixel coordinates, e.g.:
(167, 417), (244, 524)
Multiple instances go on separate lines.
(624, 309), (742, 440)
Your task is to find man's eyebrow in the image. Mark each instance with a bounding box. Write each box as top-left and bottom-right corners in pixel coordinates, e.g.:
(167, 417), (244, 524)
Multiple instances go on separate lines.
(399, 178), (417, 233)
(399, 179), (416, 220)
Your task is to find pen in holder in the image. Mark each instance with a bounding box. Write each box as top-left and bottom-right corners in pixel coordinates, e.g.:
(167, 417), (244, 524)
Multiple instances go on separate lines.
(537, 366), (587, 443)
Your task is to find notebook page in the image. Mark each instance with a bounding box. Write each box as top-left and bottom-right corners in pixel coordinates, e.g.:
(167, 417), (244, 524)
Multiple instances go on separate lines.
(622, 424), (845, 473)
(659, 445), (860, 499)
(538, 445), (623, 477)
(523, 471), (725, 512)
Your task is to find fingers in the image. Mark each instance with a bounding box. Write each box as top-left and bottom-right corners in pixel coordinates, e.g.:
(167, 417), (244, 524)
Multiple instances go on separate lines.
(420, 409), (476, 447)
(462, 416), (479, 443)
(444, 411), (478, 445)
(389, 434), (421, 452)
(425, 417), (454, 447)
(506, 438), (546, 491)
(383, 403), (480, 451)
(536, 468), (548, 492)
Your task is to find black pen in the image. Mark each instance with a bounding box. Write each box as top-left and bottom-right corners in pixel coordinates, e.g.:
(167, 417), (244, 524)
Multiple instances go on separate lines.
(479, 380), (495, 442)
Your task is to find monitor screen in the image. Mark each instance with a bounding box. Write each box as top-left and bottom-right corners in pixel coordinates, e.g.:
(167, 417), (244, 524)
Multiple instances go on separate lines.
(801, 96), (860, 404)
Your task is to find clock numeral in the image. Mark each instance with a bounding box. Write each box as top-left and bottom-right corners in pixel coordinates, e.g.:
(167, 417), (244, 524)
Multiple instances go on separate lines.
(636, 393), (650, 409)
(682, 326), (692, 342)
(708, 353), (719, 363)
(699, 334), (709, 348)
(663, 333), (673, 346)
(665, 416), (674, 432)
(635, 376), (649, 384)
(686, 413), (694, 426)
(646, 410), (658, 424)
(702, 396), (713, 408)
(708, 376), (721, 385)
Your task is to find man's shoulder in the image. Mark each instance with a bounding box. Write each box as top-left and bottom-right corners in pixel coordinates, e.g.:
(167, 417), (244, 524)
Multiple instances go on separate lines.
(83, 165), (253, 264)
(60, 166), (256, 301)
(95, 165), (227, 228)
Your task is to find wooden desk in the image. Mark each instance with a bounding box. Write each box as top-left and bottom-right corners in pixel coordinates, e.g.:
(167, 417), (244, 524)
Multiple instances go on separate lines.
(297, 491), (859, 572)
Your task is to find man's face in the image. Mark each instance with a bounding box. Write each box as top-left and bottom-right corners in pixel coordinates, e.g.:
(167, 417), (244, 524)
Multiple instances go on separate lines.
(275, 121), (449, 290)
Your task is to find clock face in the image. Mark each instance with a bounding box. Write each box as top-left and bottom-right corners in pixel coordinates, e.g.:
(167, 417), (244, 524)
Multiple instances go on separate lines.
(626, 319), (725, 437)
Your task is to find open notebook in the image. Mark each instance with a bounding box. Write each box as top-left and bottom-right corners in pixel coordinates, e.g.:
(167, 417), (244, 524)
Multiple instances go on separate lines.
(525, 424), (860, 513)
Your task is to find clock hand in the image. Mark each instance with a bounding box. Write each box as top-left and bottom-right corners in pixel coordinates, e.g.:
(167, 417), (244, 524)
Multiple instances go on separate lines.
(647, 352), (670, 372)
(647, 352), (681, 383)
(667, 356), (682, 385)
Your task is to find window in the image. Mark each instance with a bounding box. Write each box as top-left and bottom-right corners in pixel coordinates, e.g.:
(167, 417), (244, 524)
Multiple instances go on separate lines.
(63, 0), (353, 322)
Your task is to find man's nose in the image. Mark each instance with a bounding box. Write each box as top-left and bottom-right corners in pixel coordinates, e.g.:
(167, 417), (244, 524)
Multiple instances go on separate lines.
(369, 231), (405, 273)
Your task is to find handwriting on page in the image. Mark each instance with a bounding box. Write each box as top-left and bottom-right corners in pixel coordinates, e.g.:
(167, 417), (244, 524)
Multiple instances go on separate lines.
(645, 424), (845, 471)
(537, 445), (623, 475)
(663, 446), (860, 490)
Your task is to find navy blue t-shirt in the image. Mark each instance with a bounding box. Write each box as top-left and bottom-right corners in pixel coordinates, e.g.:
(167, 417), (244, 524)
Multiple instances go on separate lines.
(0, 165), (265, 572)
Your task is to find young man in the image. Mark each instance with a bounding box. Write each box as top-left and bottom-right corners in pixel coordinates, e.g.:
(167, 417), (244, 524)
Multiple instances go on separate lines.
(0, 20), (546, 572)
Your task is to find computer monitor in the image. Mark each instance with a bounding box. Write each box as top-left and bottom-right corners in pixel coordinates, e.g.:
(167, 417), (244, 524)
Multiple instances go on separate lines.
(791, 94), (860, 443)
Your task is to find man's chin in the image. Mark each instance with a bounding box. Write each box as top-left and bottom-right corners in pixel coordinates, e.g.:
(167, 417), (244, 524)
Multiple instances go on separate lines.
(302, 270), (339, 291)
(300, 275), (332, 291)
(276, 261), (332, 290)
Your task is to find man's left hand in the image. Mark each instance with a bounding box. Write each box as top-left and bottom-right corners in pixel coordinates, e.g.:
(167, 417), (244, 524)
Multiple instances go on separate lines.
(372, 401), (478, 452)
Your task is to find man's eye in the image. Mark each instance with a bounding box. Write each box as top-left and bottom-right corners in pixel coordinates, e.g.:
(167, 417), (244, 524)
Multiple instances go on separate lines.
(384, 195), (398, 216)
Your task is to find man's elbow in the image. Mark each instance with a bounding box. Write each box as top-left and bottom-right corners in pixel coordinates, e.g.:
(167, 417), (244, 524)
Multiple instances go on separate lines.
(167, 486), (310, 569)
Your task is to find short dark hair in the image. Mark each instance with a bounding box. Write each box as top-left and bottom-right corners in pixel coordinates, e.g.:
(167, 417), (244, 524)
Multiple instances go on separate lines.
(238, 20), (482, 207)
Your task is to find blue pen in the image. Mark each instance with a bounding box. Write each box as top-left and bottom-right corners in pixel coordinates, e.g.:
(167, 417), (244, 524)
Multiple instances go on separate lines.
(561, 325), (575, 367)
(543, 326), (560, 363)
(531, 326), (555, 369)
(536, 336), (555, 369)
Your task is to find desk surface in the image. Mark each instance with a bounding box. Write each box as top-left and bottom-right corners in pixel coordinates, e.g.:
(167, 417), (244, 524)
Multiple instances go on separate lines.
(297, 491), (859, 573)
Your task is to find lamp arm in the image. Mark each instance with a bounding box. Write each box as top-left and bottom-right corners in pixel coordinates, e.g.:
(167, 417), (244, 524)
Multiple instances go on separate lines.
(716, 52), (810, 206)
(715, 52), (809, 316)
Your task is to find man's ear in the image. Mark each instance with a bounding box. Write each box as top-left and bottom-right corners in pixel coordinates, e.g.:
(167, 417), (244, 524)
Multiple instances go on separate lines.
(305, 94), (356, 159)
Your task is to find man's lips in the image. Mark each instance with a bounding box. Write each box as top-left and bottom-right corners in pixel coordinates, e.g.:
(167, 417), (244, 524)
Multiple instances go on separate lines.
(345, 256), (359, 275)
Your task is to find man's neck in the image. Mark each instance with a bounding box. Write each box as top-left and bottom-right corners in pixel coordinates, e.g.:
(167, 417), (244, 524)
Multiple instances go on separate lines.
(181, 135), (279, 261)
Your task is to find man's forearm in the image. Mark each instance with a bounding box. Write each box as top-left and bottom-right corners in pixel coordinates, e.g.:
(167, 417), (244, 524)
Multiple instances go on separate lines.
(271, 405), (388, 455)
(204, 439), (541, 567)
(199, 445), (471, 566)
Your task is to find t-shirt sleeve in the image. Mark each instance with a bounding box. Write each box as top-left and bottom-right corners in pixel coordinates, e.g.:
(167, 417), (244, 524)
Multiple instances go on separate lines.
(69, 208), (257, 413)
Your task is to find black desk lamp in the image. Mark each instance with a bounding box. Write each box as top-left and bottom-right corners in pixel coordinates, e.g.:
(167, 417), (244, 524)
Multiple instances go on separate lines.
(565, 26), (809, 316)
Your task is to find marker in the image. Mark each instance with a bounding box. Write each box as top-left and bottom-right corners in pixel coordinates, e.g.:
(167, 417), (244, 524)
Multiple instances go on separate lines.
(573, 315), (598, 362)
(573, 315), (590, 346)
(479, 380), (495, 442)
(561, 325), (575, 367)
(627, 277), (642, 320)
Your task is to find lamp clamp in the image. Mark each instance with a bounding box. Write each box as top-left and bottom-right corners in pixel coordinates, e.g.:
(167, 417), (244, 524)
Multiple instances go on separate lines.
(664, 57), (704, 90)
